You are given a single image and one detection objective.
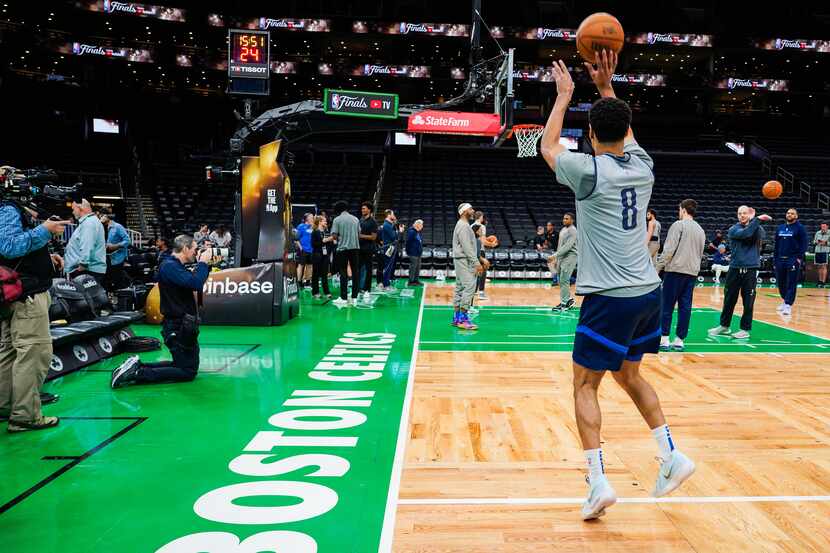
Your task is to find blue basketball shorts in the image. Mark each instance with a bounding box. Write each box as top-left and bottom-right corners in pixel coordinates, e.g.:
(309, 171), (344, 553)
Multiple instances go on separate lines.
(573, 286), (662, 371)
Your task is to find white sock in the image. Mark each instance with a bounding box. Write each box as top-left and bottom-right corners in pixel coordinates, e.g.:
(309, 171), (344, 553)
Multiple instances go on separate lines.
(585, 448), (605, 482)
(652, 424), (675, 459)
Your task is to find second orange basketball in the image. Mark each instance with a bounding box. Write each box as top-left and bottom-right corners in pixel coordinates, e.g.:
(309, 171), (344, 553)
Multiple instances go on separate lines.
(762, 180), (783, 199)
(576, 12), (624, 64)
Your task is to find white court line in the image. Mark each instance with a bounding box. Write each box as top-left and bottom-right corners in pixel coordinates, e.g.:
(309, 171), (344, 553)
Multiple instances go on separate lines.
(508, 334), (575, 338)
(378, 283), (427, 553)
(398, 495), (830, 506)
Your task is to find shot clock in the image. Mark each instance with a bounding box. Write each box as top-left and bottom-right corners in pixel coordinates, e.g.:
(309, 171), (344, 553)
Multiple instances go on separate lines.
(228, 29), (270, 96)
(229, 29), (270, 78)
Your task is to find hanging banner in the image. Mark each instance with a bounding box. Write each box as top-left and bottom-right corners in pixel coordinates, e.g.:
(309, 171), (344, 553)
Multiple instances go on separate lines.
(407, 110), (503, 136)
(714, 78), (789, 91)
(628, 32), (713, 47)
(754, 38), (830, 52)
(352, 21), (469, 36)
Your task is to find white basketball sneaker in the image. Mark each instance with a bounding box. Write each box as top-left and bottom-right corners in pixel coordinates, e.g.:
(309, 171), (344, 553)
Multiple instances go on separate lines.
(581, 475), (617, 520)
(652, 450), (696, 498)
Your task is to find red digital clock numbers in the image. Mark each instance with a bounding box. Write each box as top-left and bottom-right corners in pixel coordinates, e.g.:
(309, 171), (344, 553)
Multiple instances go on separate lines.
(228, 29), (270, 80)
(236, 34), (265, 63)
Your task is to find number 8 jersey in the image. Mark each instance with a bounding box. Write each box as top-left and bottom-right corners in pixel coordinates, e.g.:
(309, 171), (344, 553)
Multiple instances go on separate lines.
(554, 139), (661, 298)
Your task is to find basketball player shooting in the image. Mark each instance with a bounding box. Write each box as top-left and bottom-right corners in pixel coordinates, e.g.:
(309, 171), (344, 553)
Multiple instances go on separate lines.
(539, 51), (695, 520)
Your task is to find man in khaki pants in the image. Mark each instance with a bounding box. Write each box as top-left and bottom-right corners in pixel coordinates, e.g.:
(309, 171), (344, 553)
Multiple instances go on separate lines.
(0, 194), (68, 433)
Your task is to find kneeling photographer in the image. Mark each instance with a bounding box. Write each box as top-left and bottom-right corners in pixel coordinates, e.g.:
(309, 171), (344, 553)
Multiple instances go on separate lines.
(0, 167), (71, 432)
(111, 235), (212, 388)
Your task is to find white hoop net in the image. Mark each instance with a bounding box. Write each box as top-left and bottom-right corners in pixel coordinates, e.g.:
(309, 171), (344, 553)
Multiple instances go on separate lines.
(513, 125), (544, 158)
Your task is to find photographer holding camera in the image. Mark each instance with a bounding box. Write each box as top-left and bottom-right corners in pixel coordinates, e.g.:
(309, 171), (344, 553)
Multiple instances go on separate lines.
(111, 234), (212, 388)
(0, 198), (70, 432)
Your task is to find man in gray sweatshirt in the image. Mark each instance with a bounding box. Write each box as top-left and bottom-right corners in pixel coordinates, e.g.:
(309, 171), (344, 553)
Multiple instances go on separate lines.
(655, 199), (706, 351)
(552, 212), (578, 311)
(452, 203), (482, 330)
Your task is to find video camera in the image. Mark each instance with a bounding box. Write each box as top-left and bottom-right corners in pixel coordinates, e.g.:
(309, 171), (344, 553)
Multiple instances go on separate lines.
(0, 166), (83, 216)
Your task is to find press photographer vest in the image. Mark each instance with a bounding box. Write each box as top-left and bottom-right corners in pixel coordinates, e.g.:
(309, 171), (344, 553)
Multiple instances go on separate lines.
(0, 202), (55, 297)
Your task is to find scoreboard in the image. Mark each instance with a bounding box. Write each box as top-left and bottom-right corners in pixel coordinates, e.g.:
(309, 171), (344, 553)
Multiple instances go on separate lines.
(228, 29), (270, 96)
(229, 30), (270, 78)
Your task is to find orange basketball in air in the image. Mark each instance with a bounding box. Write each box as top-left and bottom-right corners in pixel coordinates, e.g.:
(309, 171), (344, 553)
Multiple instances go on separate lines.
(576, 12), (625, 64)
(484, 235), (499, 248)
(762, 180), (783, 200)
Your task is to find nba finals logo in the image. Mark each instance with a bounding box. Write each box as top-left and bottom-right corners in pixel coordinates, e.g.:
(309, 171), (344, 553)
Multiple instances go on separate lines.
(330, 93), (340, 109)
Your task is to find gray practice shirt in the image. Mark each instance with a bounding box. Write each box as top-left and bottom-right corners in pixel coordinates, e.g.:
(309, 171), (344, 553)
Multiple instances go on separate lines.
(554, 139), (661, 297)
(656, 218), (706, 276)
(330, 211), (360, 251)
(452, 218), (478, 261)
(555, 225), (578, 261)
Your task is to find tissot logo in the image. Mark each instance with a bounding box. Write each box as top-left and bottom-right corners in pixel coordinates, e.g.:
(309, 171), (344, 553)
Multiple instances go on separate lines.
(203, 278), (274, 295)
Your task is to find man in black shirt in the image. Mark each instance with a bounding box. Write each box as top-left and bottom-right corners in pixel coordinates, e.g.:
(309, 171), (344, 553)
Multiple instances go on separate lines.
(111, 235), (212, 387)
(545, 221), (558, 250)
(358, 201), (378, 302)
(533, 226), (547, 250)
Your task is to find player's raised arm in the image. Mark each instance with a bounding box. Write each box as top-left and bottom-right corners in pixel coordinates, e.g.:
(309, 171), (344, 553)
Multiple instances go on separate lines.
(584, 50), (633, 142)
(540, 60), (574, 172)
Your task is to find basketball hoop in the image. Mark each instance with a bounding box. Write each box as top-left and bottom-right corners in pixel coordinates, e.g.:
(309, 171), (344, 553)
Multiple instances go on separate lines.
(512, 124), (544, 158)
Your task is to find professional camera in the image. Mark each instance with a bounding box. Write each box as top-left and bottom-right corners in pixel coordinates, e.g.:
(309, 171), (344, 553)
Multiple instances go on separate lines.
(0, 166), (83, 216)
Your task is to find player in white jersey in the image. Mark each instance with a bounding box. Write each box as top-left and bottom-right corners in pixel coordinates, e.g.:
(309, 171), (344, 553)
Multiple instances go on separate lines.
(539, 51), (695, 520)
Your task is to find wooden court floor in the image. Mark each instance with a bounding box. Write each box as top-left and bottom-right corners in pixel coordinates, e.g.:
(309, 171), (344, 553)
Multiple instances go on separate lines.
(392, 282), (830, 552)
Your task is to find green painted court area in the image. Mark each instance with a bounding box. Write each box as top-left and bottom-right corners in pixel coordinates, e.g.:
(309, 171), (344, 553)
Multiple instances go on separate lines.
(0, 288), (424, 553)
(420, 306), (830, 353)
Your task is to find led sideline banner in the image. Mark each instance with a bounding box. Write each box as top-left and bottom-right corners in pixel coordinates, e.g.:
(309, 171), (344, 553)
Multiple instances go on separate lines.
(352, 21), (469, 36)
(514, 27), (576, 41)
(611, 73), (667, 87)
(350, 65), (430, 78)
(76, 1), (186, 22)
(714, 78), (789, 91)
(58, 42), (153, 62)
(207, 15), (330, 32)
(513, 67), (556, 82)
(754, 38), (830, 52)
(628, 32), (713, 47)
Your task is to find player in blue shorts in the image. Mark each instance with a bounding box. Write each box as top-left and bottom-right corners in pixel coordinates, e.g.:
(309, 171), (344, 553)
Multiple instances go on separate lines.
(539, 51), (695, 520)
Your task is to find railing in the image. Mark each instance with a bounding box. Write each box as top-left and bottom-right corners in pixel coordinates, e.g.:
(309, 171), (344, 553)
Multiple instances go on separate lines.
(372, 154), (388, 210)
(776, 167), (795, 193)
(60, 169), (124, 198)
(818, 192), (830, 211)
(761, 157), (773, 176)
(127, 228), (142, 246)
(798, 181), (813, 204)
(59, 223), (141, 247)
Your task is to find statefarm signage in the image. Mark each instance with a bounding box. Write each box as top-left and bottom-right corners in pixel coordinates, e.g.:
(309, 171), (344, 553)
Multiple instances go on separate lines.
(323, 89), (399, 120)
(407, 110), (503, 137)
